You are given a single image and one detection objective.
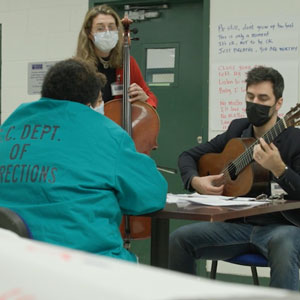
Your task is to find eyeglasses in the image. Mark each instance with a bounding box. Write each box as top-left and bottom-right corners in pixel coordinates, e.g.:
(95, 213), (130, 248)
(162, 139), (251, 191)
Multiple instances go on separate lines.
(92, 24), (118, 33)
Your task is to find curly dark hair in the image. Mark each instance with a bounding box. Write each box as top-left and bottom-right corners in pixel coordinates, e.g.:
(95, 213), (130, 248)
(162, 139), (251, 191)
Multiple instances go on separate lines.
(41, 58), (105, 106)
(246, 66), (284, 101)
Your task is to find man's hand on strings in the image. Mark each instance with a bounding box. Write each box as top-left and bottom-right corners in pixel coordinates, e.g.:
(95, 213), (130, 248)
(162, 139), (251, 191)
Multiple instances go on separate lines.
(191, 174), (224, 195)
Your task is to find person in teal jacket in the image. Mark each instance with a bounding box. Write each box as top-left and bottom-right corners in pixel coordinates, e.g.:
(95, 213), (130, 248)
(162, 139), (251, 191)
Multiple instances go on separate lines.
(0, 58), (167, 262)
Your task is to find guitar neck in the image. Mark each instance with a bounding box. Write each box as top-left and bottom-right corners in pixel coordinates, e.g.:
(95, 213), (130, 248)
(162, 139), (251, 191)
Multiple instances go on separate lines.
(232, 118), (287, 175)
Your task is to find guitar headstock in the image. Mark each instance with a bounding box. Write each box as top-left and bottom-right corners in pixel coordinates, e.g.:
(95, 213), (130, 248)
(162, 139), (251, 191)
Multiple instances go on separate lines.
(284, 103), (300, 128)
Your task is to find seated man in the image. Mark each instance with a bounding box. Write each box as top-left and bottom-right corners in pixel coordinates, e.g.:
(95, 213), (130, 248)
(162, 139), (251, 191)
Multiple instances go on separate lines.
(169, 66), (300, 290)
(0, 58), (167, 262)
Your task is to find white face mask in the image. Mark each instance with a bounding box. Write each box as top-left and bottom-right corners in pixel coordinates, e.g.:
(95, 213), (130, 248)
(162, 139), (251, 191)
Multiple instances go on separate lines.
(93, 31), (119, 53)
(92, 101), (104, 115)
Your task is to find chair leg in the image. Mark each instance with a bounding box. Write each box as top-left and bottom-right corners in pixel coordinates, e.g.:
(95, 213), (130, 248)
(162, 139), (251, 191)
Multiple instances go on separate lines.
(251, 266), (260, 285)
(210, 260), (218, 279)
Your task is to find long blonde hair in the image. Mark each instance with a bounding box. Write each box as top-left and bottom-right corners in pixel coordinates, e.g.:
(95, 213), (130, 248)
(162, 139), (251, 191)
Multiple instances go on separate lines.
(76, 5), (124, 69)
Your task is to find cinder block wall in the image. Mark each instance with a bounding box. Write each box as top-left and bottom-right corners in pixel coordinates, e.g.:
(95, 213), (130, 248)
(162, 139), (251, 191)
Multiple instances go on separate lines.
(0, 0), (88, 122)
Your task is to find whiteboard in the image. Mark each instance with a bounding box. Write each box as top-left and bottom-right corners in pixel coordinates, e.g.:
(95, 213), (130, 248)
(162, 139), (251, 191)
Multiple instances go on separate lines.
(209, 0), (300, 136)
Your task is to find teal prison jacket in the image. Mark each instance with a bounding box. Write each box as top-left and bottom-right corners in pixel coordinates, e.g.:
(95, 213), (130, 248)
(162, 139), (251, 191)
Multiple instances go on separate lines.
(0, 98), (167, 262)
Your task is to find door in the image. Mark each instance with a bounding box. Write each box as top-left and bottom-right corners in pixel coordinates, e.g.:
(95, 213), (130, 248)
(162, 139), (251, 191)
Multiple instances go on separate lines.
(91, 0), (209, 268)
(93, 0), (210, 193)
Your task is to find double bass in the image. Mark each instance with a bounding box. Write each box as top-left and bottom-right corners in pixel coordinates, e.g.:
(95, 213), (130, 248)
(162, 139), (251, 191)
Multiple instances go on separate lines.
(104, 17), (160, 247)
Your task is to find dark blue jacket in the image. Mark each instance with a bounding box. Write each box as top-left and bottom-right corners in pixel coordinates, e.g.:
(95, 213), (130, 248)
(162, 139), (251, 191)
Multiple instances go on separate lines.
(178, 118), (300, 226)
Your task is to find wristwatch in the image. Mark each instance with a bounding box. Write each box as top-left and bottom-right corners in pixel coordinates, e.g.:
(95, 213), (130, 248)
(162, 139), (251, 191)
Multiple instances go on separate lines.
(275, 166), (288, 180)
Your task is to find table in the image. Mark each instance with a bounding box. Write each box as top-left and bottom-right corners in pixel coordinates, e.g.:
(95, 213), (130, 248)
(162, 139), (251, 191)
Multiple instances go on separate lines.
(148, 200), (300, 268)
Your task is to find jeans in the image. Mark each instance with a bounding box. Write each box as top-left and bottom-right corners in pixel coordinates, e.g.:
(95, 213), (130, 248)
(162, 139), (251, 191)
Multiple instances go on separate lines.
(169, 221), (300, 290)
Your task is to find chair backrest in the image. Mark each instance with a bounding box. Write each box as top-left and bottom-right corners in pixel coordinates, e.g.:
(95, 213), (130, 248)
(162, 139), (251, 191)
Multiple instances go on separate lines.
(0, 207), (31, 238)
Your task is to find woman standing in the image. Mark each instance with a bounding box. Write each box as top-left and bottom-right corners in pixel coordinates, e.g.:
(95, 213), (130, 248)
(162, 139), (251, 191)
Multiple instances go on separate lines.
(76, 5), (157, 108)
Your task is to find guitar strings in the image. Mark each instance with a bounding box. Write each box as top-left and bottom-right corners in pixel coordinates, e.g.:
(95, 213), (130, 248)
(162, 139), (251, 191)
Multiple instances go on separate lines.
(224, 119), (285, 175)
(222, 104), (300, 181)
(222, 118), (286, 179)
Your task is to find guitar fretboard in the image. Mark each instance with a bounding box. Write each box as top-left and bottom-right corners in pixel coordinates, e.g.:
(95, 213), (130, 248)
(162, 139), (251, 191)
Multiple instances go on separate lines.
(226, 118), (287, 176)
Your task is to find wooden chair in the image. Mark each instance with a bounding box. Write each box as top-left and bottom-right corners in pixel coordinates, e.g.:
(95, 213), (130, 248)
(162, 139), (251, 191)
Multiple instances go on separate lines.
(210, 253), (268, 285)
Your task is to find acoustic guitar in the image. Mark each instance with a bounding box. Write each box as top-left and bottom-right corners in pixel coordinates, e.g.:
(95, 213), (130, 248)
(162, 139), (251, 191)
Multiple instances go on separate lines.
(198, 104), (300, 196)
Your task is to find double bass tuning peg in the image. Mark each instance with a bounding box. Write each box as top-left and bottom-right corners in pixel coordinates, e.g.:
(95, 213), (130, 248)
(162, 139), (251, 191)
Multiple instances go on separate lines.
(131, 28), (138, 34)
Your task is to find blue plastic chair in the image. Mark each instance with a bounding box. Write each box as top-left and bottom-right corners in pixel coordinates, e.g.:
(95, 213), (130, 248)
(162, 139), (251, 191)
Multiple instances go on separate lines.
(210, 253), (268, 285)
(0, 207), (32, 238)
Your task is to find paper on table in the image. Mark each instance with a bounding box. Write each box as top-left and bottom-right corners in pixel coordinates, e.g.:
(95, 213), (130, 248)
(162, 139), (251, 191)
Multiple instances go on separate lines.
(167, 193), (270, 206)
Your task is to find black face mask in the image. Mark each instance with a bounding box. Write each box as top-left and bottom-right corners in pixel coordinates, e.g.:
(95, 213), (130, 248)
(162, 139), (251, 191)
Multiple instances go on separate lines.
(246, 101), (273, 127)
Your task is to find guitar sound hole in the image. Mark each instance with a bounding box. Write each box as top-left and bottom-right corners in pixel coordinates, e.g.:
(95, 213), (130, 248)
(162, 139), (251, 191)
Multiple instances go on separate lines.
(228, 162), (237, 181)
